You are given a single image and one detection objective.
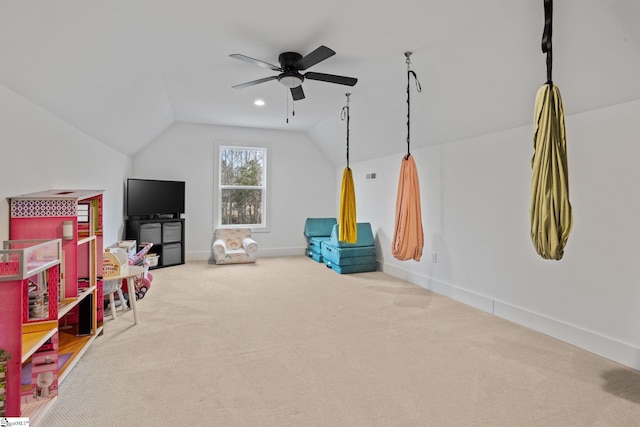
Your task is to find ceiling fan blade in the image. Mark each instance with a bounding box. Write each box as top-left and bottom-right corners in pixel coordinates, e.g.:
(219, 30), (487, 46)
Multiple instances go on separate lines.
(290, 85), (305, 101)
(232, 76), (278, 89)
(304, 72), (358, 86)
(294, 46), (335, 70)
(229, 54), (282, 71)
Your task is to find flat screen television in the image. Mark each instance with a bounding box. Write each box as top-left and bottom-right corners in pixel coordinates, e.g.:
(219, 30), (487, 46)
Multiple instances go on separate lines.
(126, 178), (185, 218)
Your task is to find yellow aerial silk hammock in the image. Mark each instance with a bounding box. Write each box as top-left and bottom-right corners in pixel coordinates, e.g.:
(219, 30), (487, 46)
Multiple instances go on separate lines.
(392, 52), (424, 261)
(339, 94), (357, 243)
(339, 167), (356, 243)
(530, 0), (572, 260)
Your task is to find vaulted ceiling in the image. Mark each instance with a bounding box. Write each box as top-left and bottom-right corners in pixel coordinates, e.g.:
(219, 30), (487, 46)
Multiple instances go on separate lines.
(2, 1), (639, 166)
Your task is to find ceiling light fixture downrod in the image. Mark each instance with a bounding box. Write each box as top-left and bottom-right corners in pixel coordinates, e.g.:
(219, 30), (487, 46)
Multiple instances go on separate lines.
(405, 51), (422, 159)
(341, 93), (351, 168)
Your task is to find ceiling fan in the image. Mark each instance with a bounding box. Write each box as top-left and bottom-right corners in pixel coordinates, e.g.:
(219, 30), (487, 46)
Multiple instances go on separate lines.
(230, 45), (357, 100)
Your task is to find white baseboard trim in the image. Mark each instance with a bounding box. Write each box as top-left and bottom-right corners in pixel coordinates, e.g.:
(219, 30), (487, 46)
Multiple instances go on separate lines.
(380, 261), (640, 371)
(186, 247), (305, 262)
(185, 251), (213, 261)
(380, 262), (494, 313)
(494, 302), (640, 371)
(255, 247), (305, 257)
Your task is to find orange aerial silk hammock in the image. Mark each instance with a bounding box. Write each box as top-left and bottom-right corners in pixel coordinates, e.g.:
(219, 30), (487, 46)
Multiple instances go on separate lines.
(392, 52), (424, 261)
(392, 154), (423, 261)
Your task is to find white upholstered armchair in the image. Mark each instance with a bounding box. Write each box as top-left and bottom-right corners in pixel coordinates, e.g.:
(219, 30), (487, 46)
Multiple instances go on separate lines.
(212, 228), (258, 264)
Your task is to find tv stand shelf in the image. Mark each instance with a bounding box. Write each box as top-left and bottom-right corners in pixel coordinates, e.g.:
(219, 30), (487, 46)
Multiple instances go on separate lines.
(126, 218), (185, 268)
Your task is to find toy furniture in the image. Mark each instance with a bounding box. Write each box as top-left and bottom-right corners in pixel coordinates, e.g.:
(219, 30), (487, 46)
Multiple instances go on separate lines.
(103, 248), (148, 324)
(320, 222), (378, 274)
(303, 217), (337, 263)
(0, 239), (62, 420)
(118, 242), (154, 300)
(103, 265), (145, 324)
(212, 228), (258, 264)
(102, 278), (128, 320)
(4, 189), (105, 422)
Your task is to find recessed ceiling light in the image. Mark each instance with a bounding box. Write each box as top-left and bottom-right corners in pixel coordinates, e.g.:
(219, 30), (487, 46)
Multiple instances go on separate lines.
(254, 99), (265, 106)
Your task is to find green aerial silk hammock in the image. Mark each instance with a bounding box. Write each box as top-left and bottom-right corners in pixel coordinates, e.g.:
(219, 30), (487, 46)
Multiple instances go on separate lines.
(531, 83), (572, 260)
(339, 94), (357, 243)
(530, 0), (572, 260)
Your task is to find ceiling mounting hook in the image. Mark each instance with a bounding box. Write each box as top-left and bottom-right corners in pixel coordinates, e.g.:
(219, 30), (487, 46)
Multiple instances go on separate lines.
(341, 93), (351, 119)
(405, 51), (413, 71)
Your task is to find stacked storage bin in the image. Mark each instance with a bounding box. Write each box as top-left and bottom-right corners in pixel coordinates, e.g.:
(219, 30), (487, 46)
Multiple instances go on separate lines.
(303, 218), (337, 263)
(162, 222), (183, 266)
(321, 222), (377, 274)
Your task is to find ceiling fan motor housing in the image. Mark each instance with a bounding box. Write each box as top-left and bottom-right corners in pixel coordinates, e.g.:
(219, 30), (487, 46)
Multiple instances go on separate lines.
(278, 52), (304, 88)
(279, 52), (303, 68)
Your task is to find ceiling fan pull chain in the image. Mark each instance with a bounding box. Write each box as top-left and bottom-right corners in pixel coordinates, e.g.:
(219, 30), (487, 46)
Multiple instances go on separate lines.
(341, 93), (351, 168)
(405, 52), (422, 159)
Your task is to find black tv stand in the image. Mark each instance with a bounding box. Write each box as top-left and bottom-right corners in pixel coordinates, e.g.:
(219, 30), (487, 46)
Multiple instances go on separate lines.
(125, 218), (185, 268)
(128, 213), (180, 221)
(156, 213), (178, 219)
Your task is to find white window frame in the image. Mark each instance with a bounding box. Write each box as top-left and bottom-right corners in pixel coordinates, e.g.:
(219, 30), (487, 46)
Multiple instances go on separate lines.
(214, 142), (270, 232)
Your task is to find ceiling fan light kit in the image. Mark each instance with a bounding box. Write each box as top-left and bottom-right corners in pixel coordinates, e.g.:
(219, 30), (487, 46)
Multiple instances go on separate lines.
(277, 73), (303, 88)
(230, 45), (358, 102)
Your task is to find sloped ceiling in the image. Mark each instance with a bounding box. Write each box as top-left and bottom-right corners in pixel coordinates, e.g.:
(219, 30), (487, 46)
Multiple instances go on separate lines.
(1, 1), (639, 165)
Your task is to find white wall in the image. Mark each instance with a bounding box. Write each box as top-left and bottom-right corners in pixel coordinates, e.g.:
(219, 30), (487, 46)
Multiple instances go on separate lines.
(6, 71), (640, 372)
(131, 122), (337, 260)
(0, 84), (132, 245)
(347, 98), (640, 370)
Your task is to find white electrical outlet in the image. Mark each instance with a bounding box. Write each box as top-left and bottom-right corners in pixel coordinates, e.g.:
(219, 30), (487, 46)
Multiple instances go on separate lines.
(431, 252), (438, 263)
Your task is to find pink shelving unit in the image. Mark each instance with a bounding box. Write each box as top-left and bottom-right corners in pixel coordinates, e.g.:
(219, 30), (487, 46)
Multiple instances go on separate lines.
(0, 239), (62, 420)
(3, 190), (105, 423)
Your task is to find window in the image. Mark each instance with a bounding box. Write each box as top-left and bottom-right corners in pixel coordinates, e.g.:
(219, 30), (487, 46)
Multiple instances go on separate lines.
(216, 145), (267, 229)
(77, 203), (90, 223)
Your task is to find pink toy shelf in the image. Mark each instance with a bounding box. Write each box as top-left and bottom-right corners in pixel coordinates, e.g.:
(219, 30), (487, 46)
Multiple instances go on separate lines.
(0, 238), (62, 420)
(4, 189), (105, 423)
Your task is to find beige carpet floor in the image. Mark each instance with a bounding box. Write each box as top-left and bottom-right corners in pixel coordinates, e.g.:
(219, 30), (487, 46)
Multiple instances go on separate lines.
(40, 256), (640, 426)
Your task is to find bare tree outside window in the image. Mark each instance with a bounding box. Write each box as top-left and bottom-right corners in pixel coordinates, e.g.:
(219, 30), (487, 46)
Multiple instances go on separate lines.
(219, 146), (266, 226)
